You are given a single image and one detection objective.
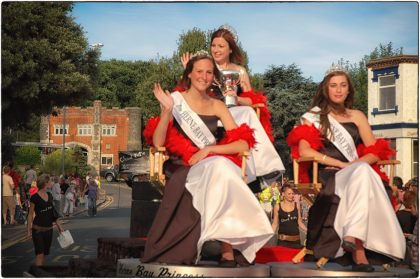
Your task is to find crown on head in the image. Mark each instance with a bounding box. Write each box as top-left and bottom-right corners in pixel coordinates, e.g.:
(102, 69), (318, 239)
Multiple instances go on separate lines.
(218, 24), (238, 43)
(325, 63), (347, 76)
(190, 50), (212, 60)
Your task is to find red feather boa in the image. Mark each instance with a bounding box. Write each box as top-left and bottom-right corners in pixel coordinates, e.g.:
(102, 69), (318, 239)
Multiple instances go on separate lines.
(356, 138), (395, 183)
(143, 116), (256, 167)
(240, 90), (274, 143)
(286, 124), (324, 183)
(286, 124), (395, 183)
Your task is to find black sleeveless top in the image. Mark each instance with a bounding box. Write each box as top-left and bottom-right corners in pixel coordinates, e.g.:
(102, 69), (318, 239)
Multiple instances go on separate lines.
(277, 203), (302, 248)
(278, 203), (299, 235)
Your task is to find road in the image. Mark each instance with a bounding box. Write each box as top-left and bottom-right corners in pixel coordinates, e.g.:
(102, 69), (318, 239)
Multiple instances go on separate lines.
(1, 181), (132, 277)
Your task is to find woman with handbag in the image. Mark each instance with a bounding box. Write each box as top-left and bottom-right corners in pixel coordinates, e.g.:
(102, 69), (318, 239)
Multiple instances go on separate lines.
(27, 174), (64, 266)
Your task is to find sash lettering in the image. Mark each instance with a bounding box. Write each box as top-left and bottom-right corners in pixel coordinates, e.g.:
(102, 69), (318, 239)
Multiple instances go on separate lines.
(301, 106), (358, 162)
(172, 91), (216, 149)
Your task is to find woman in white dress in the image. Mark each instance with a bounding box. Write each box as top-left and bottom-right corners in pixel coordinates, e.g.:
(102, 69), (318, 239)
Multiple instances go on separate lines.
(142, 51), (273, 267)
(286, 66), (405, 272)
(180, 25), (285, 190)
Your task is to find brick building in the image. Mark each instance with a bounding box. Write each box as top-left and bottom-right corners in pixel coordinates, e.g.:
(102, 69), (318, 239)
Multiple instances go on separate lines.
(40, 100), (142, 174)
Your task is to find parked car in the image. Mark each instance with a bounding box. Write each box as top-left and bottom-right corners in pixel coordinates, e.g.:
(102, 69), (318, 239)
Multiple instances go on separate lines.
(119, 150), (149, 187)
(100, 150), (149, 186)
(100, 165), (119, 182)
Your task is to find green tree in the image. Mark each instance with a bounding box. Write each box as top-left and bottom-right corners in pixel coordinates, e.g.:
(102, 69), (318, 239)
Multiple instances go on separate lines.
(72, 146), (90, 177)
(96, 59), (153, 108)
(135, 56), (182, 120)
(176, 27), (208, 57)
(42, 148), (75, 176)
(1, 2), (98, 128)
(263, 64), (317, 178)
(14, 146), (42, 167)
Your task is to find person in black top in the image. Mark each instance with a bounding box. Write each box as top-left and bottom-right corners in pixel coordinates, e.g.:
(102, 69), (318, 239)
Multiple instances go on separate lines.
(27, 174), (64, 266)
(397, 191), (417, 235)
(271, 184), (307, 249)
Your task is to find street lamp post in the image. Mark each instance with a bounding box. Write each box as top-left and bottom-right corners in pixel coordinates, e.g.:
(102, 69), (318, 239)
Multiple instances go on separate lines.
(61, 106), (66, 176)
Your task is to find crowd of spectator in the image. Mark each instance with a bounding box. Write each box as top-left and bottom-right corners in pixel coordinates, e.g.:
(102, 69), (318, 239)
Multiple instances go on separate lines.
(2, 163), (101, 227)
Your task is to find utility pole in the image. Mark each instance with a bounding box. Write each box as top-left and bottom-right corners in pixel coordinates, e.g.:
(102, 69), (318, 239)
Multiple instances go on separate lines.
(61, 106), (66, 176)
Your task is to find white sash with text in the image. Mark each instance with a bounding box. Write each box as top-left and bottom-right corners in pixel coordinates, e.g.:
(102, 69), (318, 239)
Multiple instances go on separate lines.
(171, 91), (216, 149)
(301, 106), (358, 162)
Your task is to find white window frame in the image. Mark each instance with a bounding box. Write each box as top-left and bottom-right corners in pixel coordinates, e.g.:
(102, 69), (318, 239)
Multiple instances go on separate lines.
(102, 124), (116, 136)
(54, 124), (69, 135)
(101, 154), (113, 165)
(378, 74), (396, 111)
(77, 124), (92, 136)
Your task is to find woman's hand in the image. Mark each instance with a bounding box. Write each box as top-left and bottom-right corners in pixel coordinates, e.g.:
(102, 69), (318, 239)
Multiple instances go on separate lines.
(188, 147), (211, 166)
(181, 52), (191, 69)
(57, 224), (64, 233)
(153, 83), (173, 112)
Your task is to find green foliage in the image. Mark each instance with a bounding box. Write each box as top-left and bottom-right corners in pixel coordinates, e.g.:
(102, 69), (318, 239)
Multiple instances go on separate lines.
(14, 146), (42, 167)
(96, 59), (153, 108)
(250, 73), (265, 92)
(263, 64), (317, 178)
(135, 56), (182, 119)
(72, 146), (90, 177)
(42, 148), (75, 176)
(1, 2), (98, 129)
(176, 27), (208, 56)
(1, 131), (16, 164)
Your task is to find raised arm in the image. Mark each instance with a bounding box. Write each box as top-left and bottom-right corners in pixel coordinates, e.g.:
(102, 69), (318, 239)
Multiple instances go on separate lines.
(152, 83), (174, 147)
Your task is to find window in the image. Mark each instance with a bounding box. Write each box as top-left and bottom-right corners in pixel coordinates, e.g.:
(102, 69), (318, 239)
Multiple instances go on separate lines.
(101, 155), (113, 165)
(379, 75), (396, 110)
(78, 124), (92, 136)
(106, 144), (111, 150)
(54, 124), (69, 135)
(413, 140), (418, 178)
(102, 125), (116, 136)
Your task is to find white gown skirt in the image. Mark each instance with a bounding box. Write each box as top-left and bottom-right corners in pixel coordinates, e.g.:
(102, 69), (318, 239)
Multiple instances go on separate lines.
(185, 156), (274, 263)
(334, 162), (406, 260)
(218, 106), (285, 182)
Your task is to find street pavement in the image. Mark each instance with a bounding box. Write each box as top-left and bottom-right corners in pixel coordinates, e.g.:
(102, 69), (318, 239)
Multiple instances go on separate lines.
(1, 189), (109, 251)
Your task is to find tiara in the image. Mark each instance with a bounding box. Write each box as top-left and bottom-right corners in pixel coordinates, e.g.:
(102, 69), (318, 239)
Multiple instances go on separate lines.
(218, 24), (238, 43)
(190, 50), (212, 59)
(325, 63), (347, 76)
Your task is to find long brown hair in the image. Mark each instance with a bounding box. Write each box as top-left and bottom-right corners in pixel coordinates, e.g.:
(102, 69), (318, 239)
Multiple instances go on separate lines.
(311, 71), (355, 137)
(181, 53), (220, 90)
(211, 28), (244, 65)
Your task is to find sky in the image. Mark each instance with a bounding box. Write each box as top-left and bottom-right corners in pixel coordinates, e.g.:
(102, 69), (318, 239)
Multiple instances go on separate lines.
(72, 1), (419, 82)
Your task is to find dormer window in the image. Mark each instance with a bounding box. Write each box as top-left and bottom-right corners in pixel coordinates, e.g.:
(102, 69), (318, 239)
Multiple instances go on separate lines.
(378, 74), (396, 111)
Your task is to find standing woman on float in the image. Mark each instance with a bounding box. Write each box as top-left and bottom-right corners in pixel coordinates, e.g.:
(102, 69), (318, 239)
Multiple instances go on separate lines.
(182, 25), (285, 189)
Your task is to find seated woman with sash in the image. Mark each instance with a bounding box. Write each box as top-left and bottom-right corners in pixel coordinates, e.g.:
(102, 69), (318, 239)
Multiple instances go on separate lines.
(286, 66), (405, 272)
(179, 25), (285, 191)
(142, 50), (273, 267)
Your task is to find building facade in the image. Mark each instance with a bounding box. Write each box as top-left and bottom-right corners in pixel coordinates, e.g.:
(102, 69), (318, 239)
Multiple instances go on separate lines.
(367, 55), (418, 183)
(40, 100), (142, 174)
